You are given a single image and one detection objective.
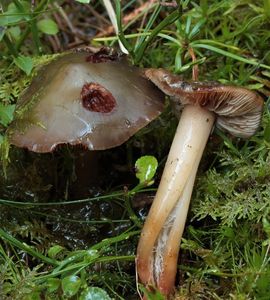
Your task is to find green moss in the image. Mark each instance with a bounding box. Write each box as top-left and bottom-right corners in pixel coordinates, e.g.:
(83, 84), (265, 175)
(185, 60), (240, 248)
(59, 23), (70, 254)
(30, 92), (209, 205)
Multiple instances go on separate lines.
(0, 54), (60, 105)
(192, 107), (270, 226)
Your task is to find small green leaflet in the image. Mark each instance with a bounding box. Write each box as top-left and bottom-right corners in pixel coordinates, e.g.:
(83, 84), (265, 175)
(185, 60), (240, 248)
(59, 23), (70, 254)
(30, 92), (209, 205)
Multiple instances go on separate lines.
(14, 55), (33, 75)
(135, 155), (158, 184)
(62, 275), (81, 297)
(46, 278), (61, 293)
(37, 19), (59, 35)
(79, 287), (111, 300)
(75, 0), (91, 3)
(7, 26), (21, 41)
(0, 103), (15, 126)
(48, 245), (65, 258)
(0, 2), (28, 26)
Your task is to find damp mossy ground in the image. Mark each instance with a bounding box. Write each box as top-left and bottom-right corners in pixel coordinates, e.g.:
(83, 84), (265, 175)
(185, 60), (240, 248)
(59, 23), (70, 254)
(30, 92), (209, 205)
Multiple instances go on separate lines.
(0, 1), (270, 299)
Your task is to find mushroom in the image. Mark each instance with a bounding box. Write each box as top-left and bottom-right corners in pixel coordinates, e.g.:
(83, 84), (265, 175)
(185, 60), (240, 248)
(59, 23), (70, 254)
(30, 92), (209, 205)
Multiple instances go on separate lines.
(8, 48), (164, 152)
(136, 68), (264, 297)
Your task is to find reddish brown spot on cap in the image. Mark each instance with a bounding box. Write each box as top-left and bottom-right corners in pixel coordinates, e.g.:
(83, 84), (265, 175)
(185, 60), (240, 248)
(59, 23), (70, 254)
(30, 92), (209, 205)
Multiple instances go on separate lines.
(85, 47), (120, 63)
(81, 82), (116, 113)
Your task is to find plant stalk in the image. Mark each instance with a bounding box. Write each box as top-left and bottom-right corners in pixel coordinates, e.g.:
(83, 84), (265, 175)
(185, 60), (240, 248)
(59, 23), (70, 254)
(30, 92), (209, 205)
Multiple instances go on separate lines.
(137, 104), (215, 296)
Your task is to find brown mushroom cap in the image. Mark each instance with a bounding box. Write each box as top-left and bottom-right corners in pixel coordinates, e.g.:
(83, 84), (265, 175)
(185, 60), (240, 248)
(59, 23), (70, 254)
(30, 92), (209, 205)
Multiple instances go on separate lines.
(8, 50), (164, 152)
(145, 68), (264, 138)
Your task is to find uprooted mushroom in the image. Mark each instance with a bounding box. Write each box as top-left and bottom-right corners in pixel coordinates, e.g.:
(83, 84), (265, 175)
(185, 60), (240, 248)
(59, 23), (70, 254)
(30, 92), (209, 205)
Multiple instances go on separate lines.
(8, 48), (164, 152)
(136, 68), (264, 297)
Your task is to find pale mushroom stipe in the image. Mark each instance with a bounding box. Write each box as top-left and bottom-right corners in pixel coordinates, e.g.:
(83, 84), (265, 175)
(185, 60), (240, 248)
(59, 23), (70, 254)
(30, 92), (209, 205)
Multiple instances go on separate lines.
(136, 68), (264, 298)
(8, 48), (165, 152)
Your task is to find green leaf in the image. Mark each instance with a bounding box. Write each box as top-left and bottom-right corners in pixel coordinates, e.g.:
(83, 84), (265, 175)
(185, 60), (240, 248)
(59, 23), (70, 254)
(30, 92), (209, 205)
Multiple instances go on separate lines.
(0, 104), (15, 126)
(0, 2), (30, 26)
(135, 155), (158, 184)
(0, 4), (24, 26)
(7, 26), (21, 40)
(48, 245), (65, 258)
(37, 19), (59, 35)
(191, 42), (270, 70)
(79, 287), (111, 300)
(47, 278), (61, 293)
(14, 55), (33, 75)
(62, 275), (81, 297)
(246, 83), (264, 90)
(135, 10), (180, 63)
(75, 0), (91, 3)
(83, 249), (99, 262)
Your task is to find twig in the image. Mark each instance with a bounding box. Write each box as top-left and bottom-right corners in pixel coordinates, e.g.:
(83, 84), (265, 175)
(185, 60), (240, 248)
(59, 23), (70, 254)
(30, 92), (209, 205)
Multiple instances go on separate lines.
(86, 4), (111, 26)
(188, 47), (199, 80)
(159, 1), (178, 7)
(53, 2), (80, 43)
(46, 35), (61, 53)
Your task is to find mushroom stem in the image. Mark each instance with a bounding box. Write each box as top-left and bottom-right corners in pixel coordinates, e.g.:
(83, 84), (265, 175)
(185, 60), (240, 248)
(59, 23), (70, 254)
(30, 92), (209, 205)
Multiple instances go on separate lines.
(137, 104), (215, 296)
(152, 163), (197, 295)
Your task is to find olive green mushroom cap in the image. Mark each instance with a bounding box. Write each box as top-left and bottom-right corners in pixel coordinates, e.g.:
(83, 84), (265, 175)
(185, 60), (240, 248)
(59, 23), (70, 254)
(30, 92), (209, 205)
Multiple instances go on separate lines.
(8, 49), (165, 152)
(145, 68), (264, 138)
